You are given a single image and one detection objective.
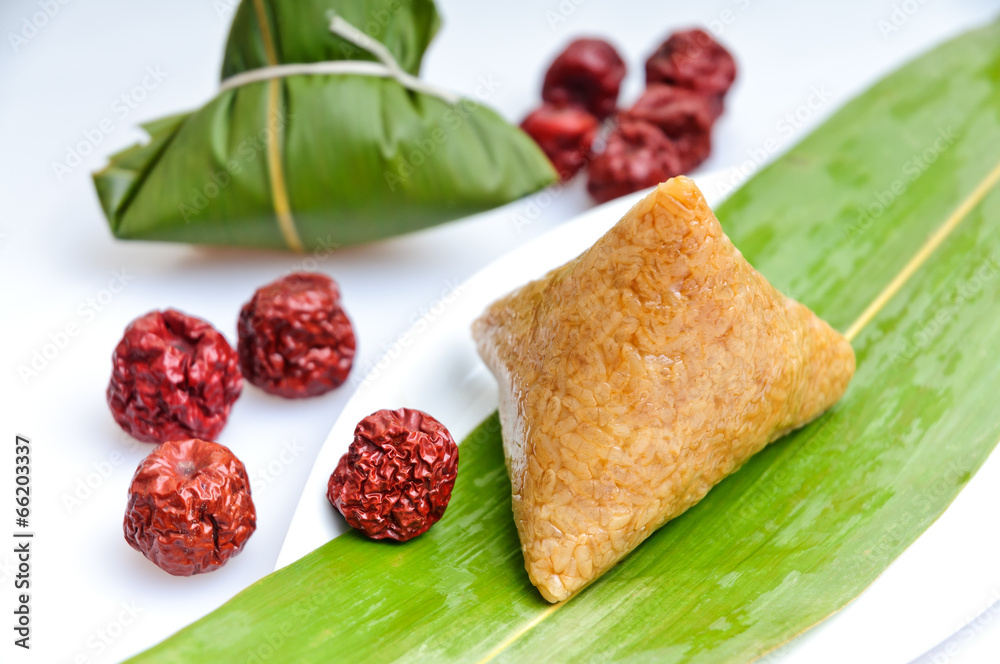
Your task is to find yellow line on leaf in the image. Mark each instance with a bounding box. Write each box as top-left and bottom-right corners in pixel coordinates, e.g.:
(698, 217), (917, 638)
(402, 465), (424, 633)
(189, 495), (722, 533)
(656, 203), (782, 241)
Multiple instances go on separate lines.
(475, 603), (563, 664)
(252, 0), (279, 66)
(844, 159), (1000, 341)
(253, 0), (304, 252)
(264, 79), (303, 252)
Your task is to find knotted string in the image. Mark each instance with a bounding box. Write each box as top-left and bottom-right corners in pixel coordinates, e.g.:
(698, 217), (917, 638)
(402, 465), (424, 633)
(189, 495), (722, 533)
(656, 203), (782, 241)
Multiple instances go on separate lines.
(218, 15), (460, 104)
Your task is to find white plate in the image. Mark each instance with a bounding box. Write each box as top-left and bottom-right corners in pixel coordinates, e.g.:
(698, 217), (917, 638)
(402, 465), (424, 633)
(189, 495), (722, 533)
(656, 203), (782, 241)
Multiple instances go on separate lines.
(274, 172), (1000, 664)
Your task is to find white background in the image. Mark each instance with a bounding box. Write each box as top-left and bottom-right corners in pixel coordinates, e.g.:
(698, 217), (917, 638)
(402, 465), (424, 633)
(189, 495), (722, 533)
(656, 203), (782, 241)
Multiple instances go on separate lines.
(1, 0), (998, 662)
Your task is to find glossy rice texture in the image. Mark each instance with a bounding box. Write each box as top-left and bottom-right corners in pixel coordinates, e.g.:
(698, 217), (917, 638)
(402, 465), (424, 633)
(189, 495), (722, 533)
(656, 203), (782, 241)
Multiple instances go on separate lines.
(473, 177), (855, 602)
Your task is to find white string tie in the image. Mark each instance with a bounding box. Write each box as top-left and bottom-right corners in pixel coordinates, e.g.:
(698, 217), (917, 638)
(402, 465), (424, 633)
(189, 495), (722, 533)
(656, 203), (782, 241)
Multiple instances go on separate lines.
(218, 15), (460, 105)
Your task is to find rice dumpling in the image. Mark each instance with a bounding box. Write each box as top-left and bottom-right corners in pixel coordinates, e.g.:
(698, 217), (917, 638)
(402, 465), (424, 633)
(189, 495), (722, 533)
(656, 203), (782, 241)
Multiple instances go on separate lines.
(473, 176), (855, 602)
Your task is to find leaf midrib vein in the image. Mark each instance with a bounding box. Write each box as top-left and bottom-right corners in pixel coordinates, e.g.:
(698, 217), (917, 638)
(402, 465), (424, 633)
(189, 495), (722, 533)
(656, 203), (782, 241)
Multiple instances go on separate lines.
(252, 0), (304, 252)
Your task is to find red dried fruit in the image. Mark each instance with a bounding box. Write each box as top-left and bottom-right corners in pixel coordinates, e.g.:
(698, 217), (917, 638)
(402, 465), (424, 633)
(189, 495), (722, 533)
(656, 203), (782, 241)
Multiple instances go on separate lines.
(123, 438), (256, 575)
(543, 38), (626, 120)
(108, 309), (242, 444)
(624, 84), (716, 172)
(587, 120), (683, 203)
(327, 408), (458, 542)
(627, 84), (717, 134)
(521, 103), (600, 181)
(238, 272), (356, 399)
(645, 29), (737, 101)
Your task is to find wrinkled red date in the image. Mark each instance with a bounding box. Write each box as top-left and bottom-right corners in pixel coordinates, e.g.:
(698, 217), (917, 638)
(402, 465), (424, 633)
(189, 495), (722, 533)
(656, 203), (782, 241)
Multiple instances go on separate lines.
(238, 272), (356, 399)
(627, 84), (717, 134)
(124, 439), (256, 576)
(543, 38), (626, 120)
(624, 84), (716, 172)
(587, 119), (683, 203)
(521, 103), (600, 180)
(107, 309), (242, 444)
(327, 408), (458, 542)
(645, 29), (737, 101)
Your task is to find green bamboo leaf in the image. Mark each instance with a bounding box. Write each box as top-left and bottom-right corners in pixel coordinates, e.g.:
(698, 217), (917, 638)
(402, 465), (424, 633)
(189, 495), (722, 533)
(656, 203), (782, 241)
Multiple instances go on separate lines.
(92, 112), (190, 237)
(221, 0), (441, 79)
(92, 0), (556, 251)
(127, 18), (1000, 663)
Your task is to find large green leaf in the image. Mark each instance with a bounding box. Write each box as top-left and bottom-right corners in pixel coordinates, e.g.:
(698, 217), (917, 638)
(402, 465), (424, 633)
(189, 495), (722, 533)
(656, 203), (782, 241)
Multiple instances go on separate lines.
(127, 18), (1000, 663)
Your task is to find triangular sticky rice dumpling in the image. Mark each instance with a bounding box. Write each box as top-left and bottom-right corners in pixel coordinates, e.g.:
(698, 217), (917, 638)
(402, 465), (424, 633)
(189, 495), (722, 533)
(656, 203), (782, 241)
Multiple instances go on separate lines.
(473, 177), (855, 603)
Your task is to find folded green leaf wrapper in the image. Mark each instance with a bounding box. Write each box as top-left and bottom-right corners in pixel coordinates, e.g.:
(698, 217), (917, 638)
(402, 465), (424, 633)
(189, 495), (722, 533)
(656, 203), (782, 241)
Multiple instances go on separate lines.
(93, 0), (557, 252)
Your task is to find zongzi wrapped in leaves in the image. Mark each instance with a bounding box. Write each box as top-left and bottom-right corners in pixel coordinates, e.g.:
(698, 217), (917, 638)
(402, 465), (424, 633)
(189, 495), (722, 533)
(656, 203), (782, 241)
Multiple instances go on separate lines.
(473, 176), (855, 602)
(93, 0), (556, 252)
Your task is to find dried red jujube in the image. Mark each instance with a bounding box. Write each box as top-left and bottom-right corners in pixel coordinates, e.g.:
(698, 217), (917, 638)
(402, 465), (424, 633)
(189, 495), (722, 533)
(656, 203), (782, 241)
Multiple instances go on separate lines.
(123, 438), (256, 576)
(543, 38), (626, 120)
(107, 309), (242, 444)
(645, 28), (737, 101)
(626, 84), (717, 134)
(327, 408), (458, 542)
(587, 119), (683, 203)
(521, 103), (600, 181)
(238, 272), (356, 399)
(624, 84), (716, 172)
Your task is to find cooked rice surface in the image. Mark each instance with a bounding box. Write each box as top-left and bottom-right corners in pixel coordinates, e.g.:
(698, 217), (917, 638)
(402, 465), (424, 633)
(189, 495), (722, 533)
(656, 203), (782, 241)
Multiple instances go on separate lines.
(473, 177), (855, 602)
